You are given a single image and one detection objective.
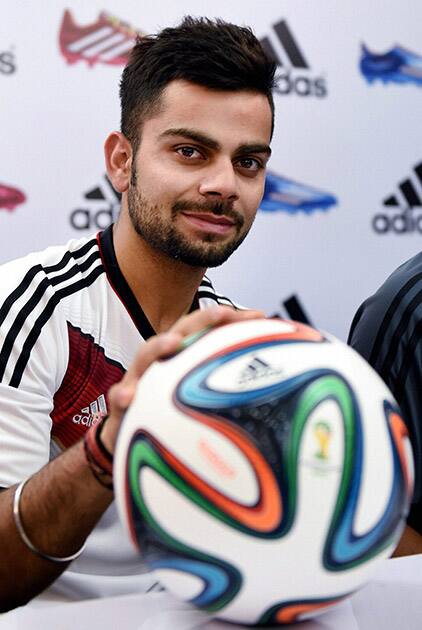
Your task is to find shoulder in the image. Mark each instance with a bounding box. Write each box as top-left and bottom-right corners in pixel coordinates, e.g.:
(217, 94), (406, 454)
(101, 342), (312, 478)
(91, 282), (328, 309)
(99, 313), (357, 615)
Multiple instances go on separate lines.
(0, 234), (101, 296)
(0, 234), (103, 388)
(197, 275), (246, 310)
(349, 249), (422, 372)
(371, 250), (422, 317)
(349, 252), (422, 509)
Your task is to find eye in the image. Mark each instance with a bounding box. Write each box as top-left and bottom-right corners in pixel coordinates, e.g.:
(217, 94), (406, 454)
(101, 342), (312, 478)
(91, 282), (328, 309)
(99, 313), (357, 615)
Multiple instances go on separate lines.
(176, 146), (204, 160)
(236, 157), (262, 172)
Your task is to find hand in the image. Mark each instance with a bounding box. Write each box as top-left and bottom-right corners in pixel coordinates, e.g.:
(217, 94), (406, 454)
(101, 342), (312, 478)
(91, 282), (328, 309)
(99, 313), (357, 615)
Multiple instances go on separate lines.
(392, 524), (422, 556)
(102, 307), (264, 452)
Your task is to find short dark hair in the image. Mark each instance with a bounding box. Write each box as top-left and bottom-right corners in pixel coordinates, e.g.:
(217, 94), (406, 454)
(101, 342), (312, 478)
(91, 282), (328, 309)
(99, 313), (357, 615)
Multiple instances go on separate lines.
(120, 16), (276, 152)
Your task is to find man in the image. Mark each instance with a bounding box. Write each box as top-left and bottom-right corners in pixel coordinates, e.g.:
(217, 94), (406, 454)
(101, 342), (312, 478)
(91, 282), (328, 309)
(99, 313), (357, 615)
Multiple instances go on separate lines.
(0, 17), (275, 610)
(348, 255), (422, 556)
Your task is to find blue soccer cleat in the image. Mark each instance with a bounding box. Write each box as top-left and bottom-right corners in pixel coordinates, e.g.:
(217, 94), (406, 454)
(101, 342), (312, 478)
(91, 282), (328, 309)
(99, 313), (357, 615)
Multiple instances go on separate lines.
(260, 171), (337, 214)
(360, 43), (422, 86)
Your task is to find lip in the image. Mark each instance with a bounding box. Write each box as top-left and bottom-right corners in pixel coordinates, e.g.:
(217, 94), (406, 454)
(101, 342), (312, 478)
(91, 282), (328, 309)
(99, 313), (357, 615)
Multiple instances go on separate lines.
(180, 212), (236, 235)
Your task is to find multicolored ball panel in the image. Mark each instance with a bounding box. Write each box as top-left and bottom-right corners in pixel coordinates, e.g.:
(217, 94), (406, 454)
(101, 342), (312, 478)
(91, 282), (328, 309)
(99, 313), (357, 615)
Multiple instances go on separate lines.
(125, 431), (242, 612)
(116, 319), (414, 625)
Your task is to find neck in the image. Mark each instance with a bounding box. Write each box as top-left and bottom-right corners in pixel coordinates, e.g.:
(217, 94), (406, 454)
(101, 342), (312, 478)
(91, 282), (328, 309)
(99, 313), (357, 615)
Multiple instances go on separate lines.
(113, 212), (206, 334)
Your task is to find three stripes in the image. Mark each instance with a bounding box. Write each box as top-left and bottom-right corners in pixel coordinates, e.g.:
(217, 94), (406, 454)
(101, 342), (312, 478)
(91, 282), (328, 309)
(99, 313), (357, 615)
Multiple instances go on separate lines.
(65, 23), (135, 63)
(0, 239), (232, 389)
(384, 162), (422, 209)
(260, 20), (309, 69)
(0, 238), (103, 388)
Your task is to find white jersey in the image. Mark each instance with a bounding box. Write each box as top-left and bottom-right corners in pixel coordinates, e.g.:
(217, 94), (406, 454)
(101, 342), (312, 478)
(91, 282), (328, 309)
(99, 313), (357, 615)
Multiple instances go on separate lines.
(0, 225), (236, 599)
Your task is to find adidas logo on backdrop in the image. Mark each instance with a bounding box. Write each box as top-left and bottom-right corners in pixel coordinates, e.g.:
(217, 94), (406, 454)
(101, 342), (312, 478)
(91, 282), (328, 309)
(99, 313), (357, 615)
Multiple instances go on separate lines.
(260, 20), (327, 98)
(270, 295), (313, 326)
(0, 47), (16, 75)
(70, 170), (336, 230)
(70, 175), (121, 230)
(372, 161), (422, 234)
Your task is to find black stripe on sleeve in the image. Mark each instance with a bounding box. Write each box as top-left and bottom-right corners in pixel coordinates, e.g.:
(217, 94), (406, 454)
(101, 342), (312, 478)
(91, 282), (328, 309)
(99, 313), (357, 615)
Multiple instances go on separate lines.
(368, 273), (422, 367)
(0, 239), (97, 329)
(0, 265), (43, 328)
(50, 250), (100, 286)
(394, 317), (422, 403)
(45, 239), (98, 274)
(10, 265), (104, 387)
(196, 290), (236, 308)
(378, 288), (422, 382)
(199, 277), (213, 289)
(0, 277), (51, 381)
(0, 249), (101, 383)
(43, 237), (96, 273)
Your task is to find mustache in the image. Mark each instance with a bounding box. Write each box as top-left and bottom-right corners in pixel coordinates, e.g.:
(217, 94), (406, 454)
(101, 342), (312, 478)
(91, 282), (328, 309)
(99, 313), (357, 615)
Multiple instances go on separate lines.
(172, 200), (244, 227)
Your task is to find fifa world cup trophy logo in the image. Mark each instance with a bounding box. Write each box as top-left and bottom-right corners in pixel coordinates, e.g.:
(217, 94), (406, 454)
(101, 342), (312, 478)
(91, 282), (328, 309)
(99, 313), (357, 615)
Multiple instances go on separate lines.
(314, 421), (332, 460)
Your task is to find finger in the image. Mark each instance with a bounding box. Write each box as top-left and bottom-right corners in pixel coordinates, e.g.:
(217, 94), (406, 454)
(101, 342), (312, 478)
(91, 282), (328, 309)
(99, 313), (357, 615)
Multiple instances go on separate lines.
(103, 332), (183, 449)
(171, 306), (265, 338)
(107, 381), (137, 415)
(110, 331), (183, 412)
(112, 309), (263, 407)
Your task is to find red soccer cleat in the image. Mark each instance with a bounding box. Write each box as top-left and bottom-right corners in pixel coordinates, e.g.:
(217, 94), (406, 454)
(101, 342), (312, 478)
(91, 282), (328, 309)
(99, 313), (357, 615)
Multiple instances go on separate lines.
(0, 183), (26, 211)
(59, 9), (144, 67)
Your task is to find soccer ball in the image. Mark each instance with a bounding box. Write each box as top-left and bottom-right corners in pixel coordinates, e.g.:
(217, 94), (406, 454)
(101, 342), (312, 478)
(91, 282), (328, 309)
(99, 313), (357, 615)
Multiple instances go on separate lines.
(114, 318), (413, 625)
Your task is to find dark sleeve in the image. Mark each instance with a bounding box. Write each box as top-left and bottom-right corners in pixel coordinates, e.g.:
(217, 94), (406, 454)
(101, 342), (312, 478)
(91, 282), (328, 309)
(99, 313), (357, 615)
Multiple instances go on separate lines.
(348, 293), (422, 534)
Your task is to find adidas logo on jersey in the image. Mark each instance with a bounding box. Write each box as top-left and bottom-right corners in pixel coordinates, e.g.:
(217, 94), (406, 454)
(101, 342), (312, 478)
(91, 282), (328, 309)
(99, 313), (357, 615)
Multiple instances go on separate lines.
(372, 160), (422, 234)
(72, 394), (107, 427)
(70, 174), (121, 230)
(260, 19), (327, 98)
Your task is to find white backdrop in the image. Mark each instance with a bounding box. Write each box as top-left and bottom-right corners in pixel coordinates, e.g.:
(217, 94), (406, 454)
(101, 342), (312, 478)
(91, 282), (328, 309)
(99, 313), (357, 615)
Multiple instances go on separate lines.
(2, 1), (422, 339)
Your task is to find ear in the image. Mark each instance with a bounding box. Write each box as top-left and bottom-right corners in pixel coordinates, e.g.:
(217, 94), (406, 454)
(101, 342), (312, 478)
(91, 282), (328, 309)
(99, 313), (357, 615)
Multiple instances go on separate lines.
(104, 132), (133, 193)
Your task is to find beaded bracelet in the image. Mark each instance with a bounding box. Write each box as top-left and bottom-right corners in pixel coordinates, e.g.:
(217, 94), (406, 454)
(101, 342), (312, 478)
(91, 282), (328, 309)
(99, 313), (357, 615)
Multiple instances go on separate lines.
(83, 417), (113, 490)
(13, 480), (86, 563)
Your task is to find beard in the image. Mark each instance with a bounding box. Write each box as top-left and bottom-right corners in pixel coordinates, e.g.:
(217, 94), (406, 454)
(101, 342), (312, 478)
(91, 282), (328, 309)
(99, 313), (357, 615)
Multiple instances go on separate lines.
(127, 171), (252, 268)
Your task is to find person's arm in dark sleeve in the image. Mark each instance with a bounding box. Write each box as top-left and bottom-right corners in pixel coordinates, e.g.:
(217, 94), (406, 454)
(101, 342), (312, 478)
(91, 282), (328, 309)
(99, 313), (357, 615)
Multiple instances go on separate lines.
(349, 293), (422, 555)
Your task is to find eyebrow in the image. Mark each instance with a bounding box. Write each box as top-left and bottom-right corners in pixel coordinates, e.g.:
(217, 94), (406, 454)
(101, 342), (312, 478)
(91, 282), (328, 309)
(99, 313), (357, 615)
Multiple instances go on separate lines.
(159, 127), (271, 158)
(236, 143), (272, 158)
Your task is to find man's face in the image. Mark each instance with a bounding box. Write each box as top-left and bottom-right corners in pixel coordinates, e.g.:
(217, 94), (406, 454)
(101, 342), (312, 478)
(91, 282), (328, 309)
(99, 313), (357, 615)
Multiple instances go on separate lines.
(127, 80), (272, 267)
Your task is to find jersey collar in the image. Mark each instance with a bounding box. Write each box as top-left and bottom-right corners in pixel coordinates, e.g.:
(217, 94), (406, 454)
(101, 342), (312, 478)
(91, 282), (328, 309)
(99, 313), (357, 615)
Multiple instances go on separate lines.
(97, 225), (199, 339)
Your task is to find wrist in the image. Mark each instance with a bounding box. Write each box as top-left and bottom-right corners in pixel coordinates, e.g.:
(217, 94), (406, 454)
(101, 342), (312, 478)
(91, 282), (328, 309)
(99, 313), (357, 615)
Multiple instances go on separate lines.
(99, 415), (119, 454)
(84, 418), (114, 490)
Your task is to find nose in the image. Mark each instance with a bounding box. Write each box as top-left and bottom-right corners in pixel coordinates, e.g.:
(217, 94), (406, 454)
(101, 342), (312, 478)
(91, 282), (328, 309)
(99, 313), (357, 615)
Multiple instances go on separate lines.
(198, 158), (240, 202)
